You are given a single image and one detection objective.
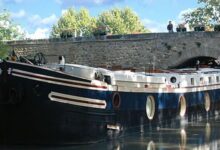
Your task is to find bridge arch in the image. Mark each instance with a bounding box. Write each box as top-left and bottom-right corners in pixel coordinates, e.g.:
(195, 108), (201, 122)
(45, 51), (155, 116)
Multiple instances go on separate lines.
(170, 56), (218, 69)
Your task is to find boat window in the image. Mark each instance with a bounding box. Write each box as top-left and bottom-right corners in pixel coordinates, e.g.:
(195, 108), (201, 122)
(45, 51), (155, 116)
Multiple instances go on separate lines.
(95, 72), (104, 81)
(208, 77), (212, 84)
(200, 77), (204, 84)
(217, 76), (219, 83)
(191, 78), (194, 85)
(104, 75), (111, 84)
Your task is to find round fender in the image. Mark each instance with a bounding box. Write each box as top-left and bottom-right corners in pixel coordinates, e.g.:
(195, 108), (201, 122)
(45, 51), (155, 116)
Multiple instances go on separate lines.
(112, 92), (121, 109)
(178, 95), (187, 117)
(146, 95), (156, 120)
(204, 92), (211, 112)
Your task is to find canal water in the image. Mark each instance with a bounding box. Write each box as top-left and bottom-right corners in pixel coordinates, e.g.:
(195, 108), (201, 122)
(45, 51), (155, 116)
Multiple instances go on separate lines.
(2, 115), (220, 150)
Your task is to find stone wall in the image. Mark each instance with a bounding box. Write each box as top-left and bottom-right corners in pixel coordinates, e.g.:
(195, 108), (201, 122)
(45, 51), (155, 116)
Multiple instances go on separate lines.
(7, 32), (220, 69)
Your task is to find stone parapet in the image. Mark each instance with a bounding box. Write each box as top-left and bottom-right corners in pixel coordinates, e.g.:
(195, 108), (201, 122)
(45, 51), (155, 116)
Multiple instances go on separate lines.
(6, 32), (220, 69)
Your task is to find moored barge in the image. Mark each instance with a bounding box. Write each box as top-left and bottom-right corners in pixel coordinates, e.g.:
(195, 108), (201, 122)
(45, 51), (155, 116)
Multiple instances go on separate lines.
(0, 55), (220, 144)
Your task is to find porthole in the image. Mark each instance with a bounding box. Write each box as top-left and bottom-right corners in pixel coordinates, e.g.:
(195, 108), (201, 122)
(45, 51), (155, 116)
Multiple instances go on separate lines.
(170, 77), (177, 83)
(146, 96), (156, 120)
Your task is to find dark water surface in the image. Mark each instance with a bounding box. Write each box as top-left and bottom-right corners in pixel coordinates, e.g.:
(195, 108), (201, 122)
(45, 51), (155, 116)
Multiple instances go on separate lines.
(2, 115), (220, 150)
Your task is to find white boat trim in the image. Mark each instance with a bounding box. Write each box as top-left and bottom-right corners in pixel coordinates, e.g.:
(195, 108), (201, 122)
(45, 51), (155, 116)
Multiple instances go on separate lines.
(48, 92), (107, 109)
(11, 68), (220, 94)
(11, 68), (109, 91)
(116, 84), (220, 93)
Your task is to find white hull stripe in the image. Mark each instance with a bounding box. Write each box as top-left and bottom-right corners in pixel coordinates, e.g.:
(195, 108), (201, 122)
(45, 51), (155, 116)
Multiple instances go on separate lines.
(48, 92), (107, 109)
(11, 69), (108, 91)
(117, 84), (220, 93)
(10, 68), (220, 94)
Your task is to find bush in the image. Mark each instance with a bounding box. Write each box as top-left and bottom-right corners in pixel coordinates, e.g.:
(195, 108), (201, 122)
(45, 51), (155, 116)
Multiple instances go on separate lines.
(93, 30), (107, 36)
(214, 25), (220, 31)
(60, 30), (74, 38)
(93, 25), (109, 36)
(176, 27), (187, 32)
(194, 26), (205, 31)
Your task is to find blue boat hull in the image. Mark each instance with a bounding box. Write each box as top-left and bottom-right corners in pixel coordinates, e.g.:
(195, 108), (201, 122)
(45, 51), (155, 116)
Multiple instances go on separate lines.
(0, 61), (220, 144)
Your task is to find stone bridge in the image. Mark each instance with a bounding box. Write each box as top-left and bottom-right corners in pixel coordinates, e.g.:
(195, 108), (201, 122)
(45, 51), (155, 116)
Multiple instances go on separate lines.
(6, 32), (220, 69)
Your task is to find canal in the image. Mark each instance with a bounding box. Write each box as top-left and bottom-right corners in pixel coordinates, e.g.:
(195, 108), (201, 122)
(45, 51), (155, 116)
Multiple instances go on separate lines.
(2, 115), (220, 150)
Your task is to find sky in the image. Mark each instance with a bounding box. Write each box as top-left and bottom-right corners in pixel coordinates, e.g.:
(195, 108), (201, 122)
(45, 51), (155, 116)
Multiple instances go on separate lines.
(0, 0), (199, 39)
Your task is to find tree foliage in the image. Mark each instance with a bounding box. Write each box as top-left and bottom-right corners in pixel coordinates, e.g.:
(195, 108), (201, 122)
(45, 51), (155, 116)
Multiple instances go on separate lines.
(51, 8), (95, 38)
(51, 7), (149, 37)
(0, 10), (24, 58)
(0, 10), (25, 40)
(77, 8), (96, 36)
(0, 41), (9, 58)
(183, 0), (220, 28)
(97, 7), (149, 34)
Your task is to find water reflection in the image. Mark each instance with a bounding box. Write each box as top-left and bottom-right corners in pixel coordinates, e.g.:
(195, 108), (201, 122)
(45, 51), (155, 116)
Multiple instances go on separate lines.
(179, 129), (186, 150)
(3, 116), (220, 150)
(147, 141), (155, 150)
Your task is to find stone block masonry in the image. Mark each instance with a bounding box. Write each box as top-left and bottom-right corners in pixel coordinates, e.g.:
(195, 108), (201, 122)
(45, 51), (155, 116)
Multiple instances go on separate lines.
(6, 32), (220, 69)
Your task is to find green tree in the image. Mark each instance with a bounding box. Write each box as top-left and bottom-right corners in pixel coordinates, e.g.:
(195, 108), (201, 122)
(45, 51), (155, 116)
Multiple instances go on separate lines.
(77, 8), (96, 36)
(0, 10), (25, 58)
(51, 7), (150, 37)
(0, 10), (25, 40)
(51, 8), (95, 38)
(96, 8), (149, 34)
(183, 0), (220, 28)
(0, 41), (9, 58)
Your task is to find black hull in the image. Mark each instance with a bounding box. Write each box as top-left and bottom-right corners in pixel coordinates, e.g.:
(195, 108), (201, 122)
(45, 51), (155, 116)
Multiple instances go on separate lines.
(0, 61), (116, 144)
